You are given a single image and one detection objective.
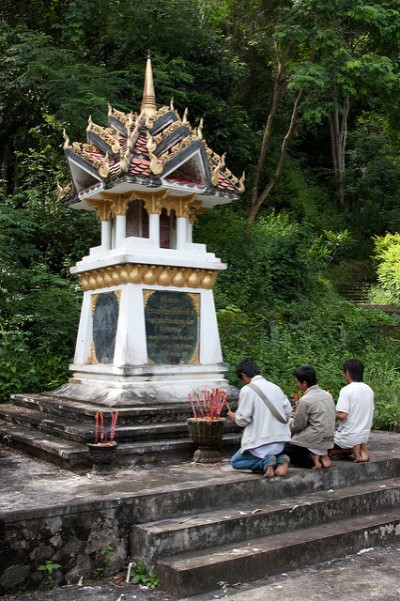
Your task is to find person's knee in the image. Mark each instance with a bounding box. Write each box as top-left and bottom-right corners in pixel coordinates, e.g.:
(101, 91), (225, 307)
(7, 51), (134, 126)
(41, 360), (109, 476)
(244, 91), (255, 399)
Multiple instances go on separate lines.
(231, 451), (242, 469)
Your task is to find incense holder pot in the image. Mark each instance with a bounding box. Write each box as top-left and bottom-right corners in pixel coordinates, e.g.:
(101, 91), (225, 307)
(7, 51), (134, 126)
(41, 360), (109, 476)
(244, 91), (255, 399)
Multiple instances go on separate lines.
(187, 418), (225, 463)
(87, 441), (118, 466)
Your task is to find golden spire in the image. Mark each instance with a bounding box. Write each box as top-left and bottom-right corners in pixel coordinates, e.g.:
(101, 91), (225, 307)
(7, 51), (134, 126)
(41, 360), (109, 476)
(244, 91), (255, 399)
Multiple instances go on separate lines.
(140, 55), (157, 119)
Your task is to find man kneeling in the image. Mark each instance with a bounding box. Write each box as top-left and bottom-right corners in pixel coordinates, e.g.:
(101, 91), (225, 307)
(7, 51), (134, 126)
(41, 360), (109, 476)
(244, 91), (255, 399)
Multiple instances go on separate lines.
(331, 359), (374, 463)
(285, 365), (336, 469)
(228, 360), (292, 478)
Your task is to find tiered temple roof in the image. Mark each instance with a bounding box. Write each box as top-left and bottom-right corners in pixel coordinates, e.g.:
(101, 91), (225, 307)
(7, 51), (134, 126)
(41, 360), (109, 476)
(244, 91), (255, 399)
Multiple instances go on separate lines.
(59, 58), (244, 210)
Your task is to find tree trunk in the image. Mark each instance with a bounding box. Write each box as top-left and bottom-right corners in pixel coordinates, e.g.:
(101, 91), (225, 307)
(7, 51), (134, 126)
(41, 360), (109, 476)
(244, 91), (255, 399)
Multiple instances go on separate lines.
(0, 140), (15, 194)
(329, 95), (350, 208)
(248, 43), (314, 226)
(248, 88), (304, 226)
(248, 40), (294, 225)
(250, 45), (284, 212)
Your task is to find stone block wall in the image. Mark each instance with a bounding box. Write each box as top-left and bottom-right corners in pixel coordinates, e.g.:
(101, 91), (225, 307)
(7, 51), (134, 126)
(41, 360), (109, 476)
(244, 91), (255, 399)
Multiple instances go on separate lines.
(0, 501), (131, 593)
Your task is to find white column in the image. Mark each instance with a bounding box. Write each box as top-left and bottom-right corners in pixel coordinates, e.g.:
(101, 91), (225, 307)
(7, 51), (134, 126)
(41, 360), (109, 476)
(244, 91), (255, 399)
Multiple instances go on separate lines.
(199, 289), (224, 364)
(186, 220), (193, 243)
(127, 286), (147, 364)
(176, 217), (187, 249)
(149, 213), (160, 247)
(111, 220), (116, 249)
(113, 287), (128, 367)
(115, 214), (126, 247)
(73, 290), (94, 364)
(101, 220), (112, 250)
(114, 285), (148, 365)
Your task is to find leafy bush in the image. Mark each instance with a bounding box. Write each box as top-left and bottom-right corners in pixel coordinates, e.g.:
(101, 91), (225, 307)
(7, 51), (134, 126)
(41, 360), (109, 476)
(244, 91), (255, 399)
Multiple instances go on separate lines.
(197, 210), (400, 431)
(216, 250), (400, 431)
(366, 353), (400, 432)
(130, 561), (159, 589)
(371, 233), (400, 305)
(0, 187), (97, 403)
(196, 208), (318, 315)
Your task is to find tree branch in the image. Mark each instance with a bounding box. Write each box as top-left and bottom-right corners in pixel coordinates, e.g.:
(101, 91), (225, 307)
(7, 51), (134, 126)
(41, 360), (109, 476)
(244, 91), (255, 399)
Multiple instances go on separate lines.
(250, 39), (293, 212)
(248, 88), (304, 225)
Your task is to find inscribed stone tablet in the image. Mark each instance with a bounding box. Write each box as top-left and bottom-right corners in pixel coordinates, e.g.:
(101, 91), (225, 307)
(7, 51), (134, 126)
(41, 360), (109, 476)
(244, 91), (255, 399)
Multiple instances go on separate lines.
(92, 292), (119, 363)
(144, 290), (199, 364)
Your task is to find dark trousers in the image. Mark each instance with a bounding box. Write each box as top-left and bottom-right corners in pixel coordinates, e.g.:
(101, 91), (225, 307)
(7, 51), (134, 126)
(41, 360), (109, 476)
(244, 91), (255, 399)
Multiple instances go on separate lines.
(284, 442), (314, 469)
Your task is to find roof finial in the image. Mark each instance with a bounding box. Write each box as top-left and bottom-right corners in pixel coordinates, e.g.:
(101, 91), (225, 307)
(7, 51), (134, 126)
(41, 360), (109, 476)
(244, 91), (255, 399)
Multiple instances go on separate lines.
(140, 53), (157, 119)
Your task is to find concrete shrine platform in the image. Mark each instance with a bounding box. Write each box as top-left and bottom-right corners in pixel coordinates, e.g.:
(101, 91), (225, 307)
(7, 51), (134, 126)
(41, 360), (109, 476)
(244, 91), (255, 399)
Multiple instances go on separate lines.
(1, 430), (399, 515)
(1, 430), (400, 601)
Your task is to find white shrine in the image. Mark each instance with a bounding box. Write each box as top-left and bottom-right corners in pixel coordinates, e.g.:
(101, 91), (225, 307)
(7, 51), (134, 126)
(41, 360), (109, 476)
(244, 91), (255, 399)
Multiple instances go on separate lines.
(56, 58), (243, 405)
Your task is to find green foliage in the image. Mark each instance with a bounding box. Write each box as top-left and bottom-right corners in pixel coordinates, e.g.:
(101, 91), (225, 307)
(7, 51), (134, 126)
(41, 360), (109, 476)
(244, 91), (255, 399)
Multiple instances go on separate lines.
(37, 559), (62, 584)
(130, 561), (159, 589)
(310, 229), (353, 265)
(0, 0), (399, 433)
(219, 286), (400, 428)
(346, 114), (400, 239)
(218, 580), (230, 594)
(372, 233), (400, 305)
(91, 545), (116, 578)
(196, 209), (317, 314)
(0, 185), (97, 403)
(90, 567), (105, 579)
(367, 354), (400, 432)
(100, 545), (116, 564)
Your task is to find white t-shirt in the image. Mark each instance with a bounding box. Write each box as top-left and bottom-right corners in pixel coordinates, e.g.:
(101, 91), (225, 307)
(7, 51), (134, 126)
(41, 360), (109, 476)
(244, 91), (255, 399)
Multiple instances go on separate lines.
(250, 442), (284, 458)
(334, 381), (374, 448)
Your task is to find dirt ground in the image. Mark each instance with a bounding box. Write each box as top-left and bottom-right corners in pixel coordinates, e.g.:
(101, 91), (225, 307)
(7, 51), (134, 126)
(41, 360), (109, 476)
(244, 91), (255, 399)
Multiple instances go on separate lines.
(0, 570), (175, 601)
(1, 544), (400, 601)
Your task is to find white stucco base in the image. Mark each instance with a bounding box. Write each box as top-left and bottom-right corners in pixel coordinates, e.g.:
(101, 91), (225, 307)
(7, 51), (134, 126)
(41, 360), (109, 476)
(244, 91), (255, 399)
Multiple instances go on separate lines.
(64, 244), (235, 406)
(47, 363), (238, 406)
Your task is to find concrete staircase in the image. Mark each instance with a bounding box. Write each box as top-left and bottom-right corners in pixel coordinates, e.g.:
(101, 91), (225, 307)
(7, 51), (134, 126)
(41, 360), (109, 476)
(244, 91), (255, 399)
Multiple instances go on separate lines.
(0, 393), (240, 469)
(1, 432), (400, 597)
(336, 282), (371, 304)
(130, 458), (400, 597)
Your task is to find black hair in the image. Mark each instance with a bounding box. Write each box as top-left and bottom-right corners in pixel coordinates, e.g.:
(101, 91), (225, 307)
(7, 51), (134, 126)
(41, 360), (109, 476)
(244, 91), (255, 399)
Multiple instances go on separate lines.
(235, 359), (260, 379)
(343, 358), (364, 382)
(294, 364), (317, 387)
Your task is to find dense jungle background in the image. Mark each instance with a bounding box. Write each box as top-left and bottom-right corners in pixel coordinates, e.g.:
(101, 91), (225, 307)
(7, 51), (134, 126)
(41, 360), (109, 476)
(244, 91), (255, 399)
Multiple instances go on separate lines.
(1, 0), (400, 429)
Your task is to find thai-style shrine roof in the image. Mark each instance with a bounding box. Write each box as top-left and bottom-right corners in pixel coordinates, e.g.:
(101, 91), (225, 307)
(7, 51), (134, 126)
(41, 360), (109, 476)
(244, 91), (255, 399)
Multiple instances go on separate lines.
(59, 58), (244, 210)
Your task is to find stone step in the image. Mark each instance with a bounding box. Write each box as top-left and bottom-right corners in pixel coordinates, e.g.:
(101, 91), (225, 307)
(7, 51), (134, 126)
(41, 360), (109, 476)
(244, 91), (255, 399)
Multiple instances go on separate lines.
(10, 393), (201, 424)
(130, 458), (400, 523)
(337, 283), (370, 303)
(132, 476), (400, 564)
(0, 394), (239, 468)
(0, 420), (240, 468)
(155, 507), (400, 597)
(0, 432), (399, 596)
(0, 422), (88, 467)
(117, 433), (240, 466)
(0, 405), (92, 443)
(0, 405), (217, 443)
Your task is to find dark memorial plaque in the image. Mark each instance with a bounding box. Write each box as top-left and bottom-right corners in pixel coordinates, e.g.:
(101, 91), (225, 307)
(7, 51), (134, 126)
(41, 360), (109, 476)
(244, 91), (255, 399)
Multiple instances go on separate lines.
(92, 292), (119, 363)
(144, 290), (199, 364)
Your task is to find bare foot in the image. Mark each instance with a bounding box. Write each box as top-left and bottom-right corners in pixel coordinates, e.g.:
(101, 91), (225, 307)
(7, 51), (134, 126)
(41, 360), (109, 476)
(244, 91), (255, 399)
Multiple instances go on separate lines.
(357, 443), (370, 462)
(263, 464), (275, 478)
(352, 444), (363, 463)
(274, 461), (289, 477)
(310, 453), (322, 470)
(321, 455), (331, 469)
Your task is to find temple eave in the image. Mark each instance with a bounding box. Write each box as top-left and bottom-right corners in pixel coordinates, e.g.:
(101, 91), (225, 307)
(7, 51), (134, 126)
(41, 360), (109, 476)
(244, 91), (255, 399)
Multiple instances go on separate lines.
(62, 177), (239, 210)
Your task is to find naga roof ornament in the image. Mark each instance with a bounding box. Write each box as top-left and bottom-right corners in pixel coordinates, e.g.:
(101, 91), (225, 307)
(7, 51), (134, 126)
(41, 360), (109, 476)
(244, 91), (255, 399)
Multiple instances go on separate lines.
(59, 57), (244, 209)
